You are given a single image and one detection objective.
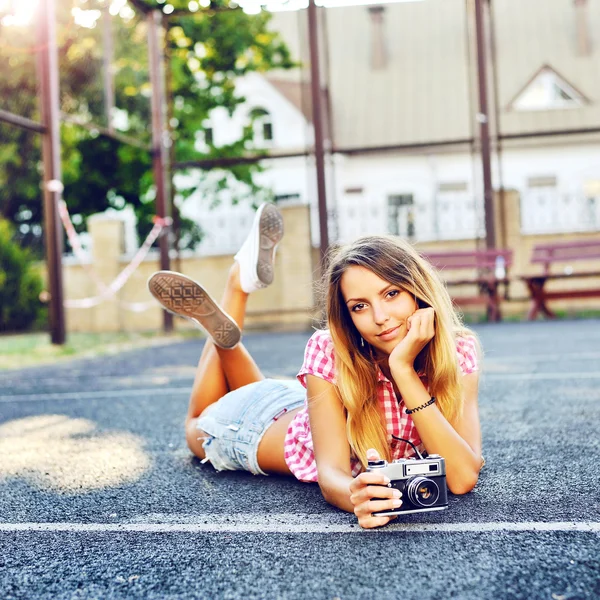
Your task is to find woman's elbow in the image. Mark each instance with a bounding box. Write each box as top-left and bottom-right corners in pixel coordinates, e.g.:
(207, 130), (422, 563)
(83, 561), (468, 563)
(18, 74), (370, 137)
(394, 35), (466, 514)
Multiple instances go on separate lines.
(317, 471), (353, 513)
(447, 470), (479, 495)
(318, 481), (348, 510)
(318, 483), (336, 506)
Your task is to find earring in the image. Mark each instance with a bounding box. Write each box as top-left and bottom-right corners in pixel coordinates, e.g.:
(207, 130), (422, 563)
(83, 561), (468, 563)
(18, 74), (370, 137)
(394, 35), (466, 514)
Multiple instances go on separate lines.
(360, 337), (365, 348)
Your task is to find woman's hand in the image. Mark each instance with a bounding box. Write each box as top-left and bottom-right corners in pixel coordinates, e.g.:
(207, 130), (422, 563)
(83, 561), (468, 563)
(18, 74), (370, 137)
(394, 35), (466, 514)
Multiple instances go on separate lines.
(389, 307), (436, 373)
(348, 449), (402, 529)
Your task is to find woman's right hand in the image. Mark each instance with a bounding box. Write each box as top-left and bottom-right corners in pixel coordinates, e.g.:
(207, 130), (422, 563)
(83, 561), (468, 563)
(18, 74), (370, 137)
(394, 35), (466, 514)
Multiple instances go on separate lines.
(348, 449), (402, 529)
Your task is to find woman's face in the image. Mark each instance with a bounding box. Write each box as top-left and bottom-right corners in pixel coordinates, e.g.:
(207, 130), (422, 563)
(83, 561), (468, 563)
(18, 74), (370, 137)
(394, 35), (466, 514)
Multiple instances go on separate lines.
(340, 265), (418, 356)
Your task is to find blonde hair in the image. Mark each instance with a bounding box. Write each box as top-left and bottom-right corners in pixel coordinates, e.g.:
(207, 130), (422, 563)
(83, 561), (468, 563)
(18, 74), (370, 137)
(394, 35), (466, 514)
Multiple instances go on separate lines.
(324, 235), (479, 469)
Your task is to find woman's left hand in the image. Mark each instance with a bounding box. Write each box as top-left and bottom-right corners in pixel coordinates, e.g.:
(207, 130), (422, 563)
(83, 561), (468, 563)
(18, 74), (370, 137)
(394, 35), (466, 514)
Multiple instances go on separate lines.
(389, 307), (435, 372)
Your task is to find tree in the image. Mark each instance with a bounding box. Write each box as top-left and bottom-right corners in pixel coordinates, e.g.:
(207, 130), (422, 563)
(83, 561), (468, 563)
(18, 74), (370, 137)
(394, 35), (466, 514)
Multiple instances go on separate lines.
(0, 0), (296, 253)
(0, 218), (46, 332)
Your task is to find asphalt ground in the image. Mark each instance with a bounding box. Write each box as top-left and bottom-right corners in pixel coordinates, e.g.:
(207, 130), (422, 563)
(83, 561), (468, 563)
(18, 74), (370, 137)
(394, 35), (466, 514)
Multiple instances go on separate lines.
(0, 319), (599, 599)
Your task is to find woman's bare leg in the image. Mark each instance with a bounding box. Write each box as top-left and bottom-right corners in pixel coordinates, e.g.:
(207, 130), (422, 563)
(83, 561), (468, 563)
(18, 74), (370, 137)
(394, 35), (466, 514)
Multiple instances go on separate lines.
(187, 262), (263, 419)
(256, 408), (300, 475)
(147, 203), (285, 462)
(183, 260), (300, 475)
(185, 262), (265, 458)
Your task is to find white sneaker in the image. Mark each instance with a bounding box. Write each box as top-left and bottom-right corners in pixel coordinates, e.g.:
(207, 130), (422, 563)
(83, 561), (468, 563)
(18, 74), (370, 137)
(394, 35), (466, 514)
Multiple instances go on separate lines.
(147, 271), (241, 349)
(234, 203), (284, 294)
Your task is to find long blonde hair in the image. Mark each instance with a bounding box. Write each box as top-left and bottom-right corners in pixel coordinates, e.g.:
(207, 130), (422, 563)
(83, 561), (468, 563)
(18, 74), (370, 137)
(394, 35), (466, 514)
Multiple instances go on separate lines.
(324, 235), (479, 468)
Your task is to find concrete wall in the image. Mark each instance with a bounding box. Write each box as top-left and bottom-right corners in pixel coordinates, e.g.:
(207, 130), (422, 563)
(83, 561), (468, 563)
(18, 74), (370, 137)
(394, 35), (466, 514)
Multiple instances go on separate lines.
(50, 198), (600, 333)
(59, 204), (317, 334)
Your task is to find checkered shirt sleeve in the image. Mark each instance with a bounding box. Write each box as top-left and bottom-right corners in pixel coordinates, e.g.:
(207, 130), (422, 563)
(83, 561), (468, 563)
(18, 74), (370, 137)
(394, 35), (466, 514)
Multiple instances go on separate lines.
(285, 330), (354, 482)
(296, 329), (337, 388)
(456, 336), (479, 375)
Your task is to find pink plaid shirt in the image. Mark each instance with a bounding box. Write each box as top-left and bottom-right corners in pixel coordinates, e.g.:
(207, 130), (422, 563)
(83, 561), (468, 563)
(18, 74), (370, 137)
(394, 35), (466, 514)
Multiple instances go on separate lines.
(283, 329), (479, 482)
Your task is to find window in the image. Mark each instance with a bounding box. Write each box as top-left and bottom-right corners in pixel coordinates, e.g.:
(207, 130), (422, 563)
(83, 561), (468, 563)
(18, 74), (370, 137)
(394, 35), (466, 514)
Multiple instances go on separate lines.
(263, 121), (273, 142)
(581, 180), (600, 231)
(525, 180), (600, 233)
(204, 126), (213, 146)
(521, 176), (565, 233)
(249, 107), (273, 145)
(510, 66), (585, 112)
(433, 183), (478, 241)
(388, 194), (414, 238)
(274, 193), (301, 205)
(195, 122), (213, 151)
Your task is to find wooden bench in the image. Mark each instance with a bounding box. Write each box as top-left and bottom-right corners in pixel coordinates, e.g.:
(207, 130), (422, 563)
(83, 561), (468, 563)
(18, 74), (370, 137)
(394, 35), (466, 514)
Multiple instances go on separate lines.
(422, 249), (513, 322)
(521, 239), (600, 320)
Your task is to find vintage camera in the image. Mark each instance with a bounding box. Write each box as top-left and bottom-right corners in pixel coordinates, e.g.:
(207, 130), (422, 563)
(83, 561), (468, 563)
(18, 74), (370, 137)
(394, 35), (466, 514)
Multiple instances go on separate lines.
(367, 454), (448, 516)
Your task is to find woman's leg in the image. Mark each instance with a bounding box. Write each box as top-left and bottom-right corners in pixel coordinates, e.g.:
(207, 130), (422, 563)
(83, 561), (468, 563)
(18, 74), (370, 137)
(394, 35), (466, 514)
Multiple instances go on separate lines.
(148, 203), (285, 462)
(187, 261), (263, 419)
(256, 408), (300, 475)
(190, 264), (301, 475)
(184, 262), (266, 458)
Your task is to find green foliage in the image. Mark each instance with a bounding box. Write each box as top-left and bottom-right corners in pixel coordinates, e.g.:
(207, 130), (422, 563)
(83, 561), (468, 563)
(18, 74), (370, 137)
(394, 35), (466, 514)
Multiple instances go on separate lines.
(0, 0), (296, 254)
(0, 219), (46, 332)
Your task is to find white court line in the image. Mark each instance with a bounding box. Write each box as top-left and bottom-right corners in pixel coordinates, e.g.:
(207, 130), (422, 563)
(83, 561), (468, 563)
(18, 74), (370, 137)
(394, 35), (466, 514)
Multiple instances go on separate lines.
(0, 520), (599, 534)
(0, 387), (191, 403)
(486, 350), (600, 363)
(2, 371), (600, 404)
(484, 372), (600, 381)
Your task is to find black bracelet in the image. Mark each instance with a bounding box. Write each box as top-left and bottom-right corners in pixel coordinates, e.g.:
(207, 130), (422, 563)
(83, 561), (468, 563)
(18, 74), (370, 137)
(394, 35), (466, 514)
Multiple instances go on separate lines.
(405, 396), (436, 415)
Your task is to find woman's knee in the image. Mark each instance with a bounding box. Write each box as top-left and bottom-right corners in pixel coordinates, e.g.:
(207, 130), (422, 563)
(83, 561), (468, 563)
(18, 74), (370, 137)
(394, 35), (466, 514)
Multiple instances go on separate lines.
(185, 418), (206, 460)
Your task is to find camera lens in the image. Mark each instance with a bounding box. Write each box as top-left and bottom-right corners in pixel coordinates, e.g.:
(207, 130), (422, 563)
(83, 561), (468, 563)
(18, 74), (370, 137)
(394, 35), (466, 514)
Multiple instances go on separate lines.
(406, 477), (439, 507)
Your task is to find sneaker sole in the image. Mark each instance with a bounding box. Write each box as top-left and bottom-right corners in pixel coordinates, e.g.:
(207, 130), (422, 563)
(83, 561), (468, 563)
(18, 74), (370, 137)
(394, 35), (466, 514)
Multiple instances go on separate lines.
(147, 271), (241, 349)
(256, 203), (284, 286)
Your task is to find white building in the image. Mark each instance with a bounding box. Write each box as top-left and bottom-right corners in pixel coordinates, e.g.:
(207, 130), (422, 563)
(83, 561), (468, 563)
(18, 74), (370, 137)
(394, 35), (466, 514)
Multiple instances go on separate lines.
(177, 0), (600, 255)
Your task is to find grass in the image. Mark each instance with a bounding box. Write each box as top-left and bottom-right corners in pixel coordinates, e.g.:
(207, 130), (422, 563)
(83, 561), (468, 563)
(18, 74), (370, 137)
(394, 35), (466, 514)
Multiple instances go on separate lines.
(4, 308), (599, 371)
(460, 308), (600, 324)
(0, 330), (196, 370)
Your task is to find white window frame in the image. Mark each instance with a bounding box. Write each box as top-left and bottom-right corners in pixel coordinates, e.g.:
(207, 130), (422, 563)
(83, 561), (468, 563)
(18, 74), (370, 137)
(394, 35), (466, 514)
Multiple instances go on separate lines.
(511, 67), (585, 112)
(248, 107), (274, 148)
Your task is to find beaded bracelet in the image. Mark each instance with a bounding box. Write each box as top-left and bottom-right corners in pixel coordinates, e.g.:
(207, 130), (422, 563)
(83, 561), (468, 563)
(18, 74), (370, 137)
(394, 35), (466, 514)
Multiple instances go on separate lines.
(405, 396), (437, 415)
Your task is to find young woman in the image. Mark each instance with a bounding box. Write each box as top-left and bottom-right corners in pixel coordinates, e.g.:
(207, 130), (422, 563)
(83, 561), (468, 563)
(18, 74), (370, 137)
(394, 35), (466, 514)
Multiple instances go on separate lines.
(148, 203), (483, 529)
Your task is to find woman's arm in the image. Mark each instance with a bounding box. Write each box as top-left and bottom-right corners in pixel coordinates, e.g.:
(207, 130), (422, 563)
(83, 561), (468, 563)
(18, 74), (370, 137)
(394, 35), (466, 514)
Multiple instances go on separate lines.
(388, 308), (483, 494)
(305, 374), (353, 511)
(306, 375), (401, 527)
(390, 367), (482, 494)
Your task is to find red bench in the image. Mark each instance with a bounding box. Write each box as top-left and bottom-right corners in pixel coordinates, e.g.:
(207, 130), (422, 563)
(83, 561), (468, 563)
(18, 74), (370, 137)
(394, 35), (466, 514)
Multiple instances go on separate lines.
(423, 249), (513, 322)
(521, 238), (600, 320)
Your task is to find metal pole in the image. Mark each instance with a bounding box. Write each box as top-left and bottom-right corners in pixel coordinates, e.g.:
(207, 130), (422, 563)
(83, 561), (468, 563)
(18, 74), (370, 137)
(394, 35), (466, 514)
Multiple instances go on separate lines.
(474, 0), (496, 249)
(0, 109), (46, 134)
(148, 9), (173, 331)
(307, 0), (329, 262)
(37, 0), (66, 345)
(487, 0), (507, 249)
(102, 6), (115, 133)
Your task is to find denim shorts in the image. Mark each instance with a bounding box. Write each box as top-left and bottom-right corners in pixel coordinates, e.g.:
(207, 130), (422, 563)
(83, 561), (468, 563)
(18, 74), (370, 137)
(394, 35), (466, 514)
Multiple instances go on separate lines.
(196, 378), (306, 476)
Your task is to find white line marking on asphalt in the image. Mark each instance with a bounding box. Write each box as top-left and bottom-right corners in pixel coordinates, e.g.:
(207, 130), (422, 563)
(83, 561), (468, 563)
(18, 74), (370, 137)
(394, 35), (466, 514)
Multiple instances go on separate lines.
(484, 372), (600, 381)
(0, 520), (598, 534)
(0, 387), (191, 403)
(487, 350), (600, 363)
(2, 371), (600, 403)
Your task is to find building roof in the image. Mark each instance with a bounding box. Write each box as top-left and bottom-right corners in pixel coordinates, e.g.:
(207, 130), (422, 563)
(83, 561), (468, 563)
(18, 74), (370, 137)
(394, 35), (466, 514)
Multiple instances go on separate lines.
(266, 78), (313, 122)
(267, 0), (600, 150)
(492, 0), (600, 137)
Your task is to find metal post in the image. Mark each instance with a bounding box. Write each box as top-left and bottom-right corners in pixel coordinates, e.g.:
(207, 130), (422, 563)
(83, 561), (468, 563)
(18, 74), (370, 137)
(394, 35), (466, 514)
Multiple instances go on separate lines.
(307, 0), (329, 262)
(474, 0), (496, 249)
(487, 0), (507, 249)
(102, 6), (115, 132)
(37, 0), (66, 345)
(148, 9), (173, 331)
